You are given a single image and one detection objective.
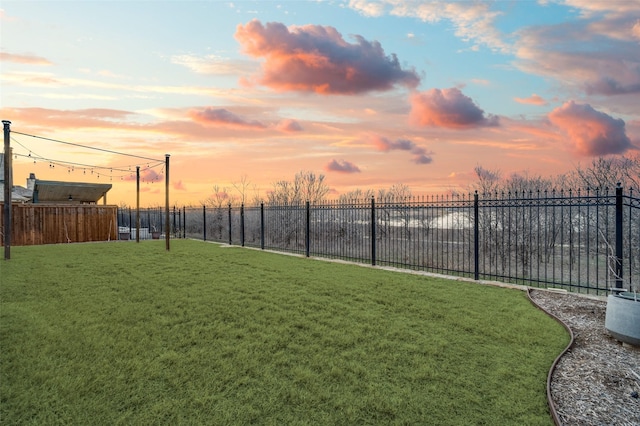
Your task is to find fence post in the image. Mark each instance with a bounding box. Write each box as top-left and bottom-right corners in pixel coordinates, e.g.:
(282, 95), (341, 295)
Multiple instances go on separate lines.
(182, 206), (186, 239)
(615, 183), (623, 289)
(305, 201), (310, 257)
(474, 191), (479, 281)
(172, 206), (177, 237)
(260, 202), (265, 250)
(228, 204), (232, 245)
(203, 206), (206, 241)
(241, 204), (245, 247)
(371, 197), (376, 266)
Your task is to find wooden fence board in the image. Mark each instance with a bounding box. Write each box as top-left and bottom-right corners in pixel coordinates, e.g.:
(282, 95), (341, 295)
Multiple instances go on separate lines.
(1, 204), (118, 246)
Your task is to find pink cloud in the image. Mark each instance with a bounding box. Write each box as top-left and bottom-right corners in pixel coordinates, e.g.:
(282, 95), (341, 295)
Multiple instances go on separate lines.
(275, 118), (303, 132)
(189, 107), (265, 129)
(122, 168), (163, 183)
(548, 101), (632, 156)
(141, 169), (163, 183)
(370, 135), (433, 164)
(234, 19), (420, 94)
(514, 94), (547, 106)
(0, 52), (52, 66)
(325, 159), (361, 173)
(409, 88), (498, 129)
(173, 180), (186, 191)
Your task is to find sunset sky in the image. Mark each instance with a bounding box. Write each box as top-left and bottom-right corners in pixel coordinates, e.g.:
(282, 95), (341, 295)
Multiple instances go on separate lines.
(1, 0), (639, 206)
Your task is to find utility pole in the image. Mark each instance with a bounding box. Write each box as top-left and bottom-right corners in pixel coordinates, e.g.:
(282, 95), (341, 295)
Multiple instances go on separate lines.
(165, 154), (170, 251)
(3, 120), (12, 260)
(136, 166), (140, 243)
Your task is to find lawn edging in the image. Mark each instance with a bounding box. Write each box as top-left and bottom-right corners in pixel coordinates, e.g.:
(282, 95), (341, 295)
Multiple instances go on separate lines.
(526, 288), (576, 426)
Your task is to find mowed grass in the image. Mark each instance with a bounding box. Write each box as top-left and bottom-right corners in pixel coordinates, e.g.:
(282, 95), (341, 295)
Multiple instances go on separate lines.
(0, 240), (568, 425)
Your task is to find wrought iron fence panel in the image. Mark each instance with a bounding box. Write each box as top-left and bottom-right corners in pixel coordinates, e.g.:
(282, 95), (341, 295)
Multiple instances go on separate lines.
(476, 189), (620, 293)
(243, 205), (262, 248)
(263, 203), (306, 254)
(121, 186), (639, 295)
(623, 190), (639, 291)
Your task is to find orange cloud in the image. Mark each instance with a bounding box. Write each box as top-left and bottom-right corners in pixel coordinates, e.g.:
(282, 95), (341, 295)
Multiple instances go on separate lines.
(325, 159), (361, 173)
(409, 88), (498, 129)
(235, 19), (420, 94)
(514, 94), (547, 105)
(275, 118), (303, 132)
(548, 101), (632, 156)
(0, 52), (52, 66)
(2, 107), (135, 130)
(188, 107), (265, 129)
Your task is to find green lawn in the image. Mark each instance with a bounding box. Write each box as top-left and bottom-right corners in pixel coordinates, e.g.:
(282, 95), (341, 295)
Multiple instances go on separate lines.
(0, 240), (568, 425)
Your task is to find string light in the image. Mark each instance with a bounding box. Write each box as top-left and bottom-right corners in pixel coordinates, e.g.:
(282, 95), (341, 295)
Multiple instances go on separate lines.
(11, 137), (165, 182)
(10, 134), (165, 182)
(11, 130), (160, 163)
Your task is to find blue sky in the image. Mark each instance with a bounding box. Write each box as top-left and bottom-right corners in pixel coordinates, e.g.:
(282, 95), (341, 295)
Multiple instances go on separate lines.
(1, 1), (639, 206)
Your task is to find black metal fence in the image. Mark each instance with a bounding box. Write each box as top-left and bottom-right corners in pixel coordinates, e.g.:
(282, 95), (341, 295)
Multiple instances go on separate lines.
(117, 206), (186, 240)
(119, 185), (639, 295)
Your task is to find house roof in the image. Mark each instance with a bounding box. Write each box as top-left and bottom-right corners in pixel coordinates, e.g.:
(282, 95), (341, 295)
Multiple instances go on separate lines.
(0, 184), (30, 202)
(33, 180), (112, 203)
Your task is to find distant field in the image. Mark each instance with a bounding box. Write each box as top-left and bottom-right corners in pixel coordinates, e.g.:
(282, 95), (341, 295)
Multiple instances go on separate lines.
(0, 240), (568, 425)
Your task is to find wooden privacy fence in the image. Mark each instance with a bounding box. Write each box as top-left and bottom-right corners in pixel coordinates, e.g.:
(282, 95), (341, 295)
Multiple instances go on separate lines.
(1, 204), (118, 246)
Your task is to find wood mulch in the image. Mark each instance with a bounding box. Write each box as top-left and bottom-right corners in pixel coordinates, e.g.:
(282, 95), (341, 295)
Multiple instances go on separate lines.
(529, 289), (640, 426)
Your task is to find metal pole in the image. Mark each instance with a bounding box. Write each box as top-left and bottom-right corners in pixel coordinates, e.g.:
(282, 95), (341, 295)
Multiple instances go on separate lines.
(228, 203), (232, 245)
(260, 202), (264, 250)
(165, 154), (170, 251)
(3, 120), (11, 260)
(203, 205), (206, 241)
(305, 201), (310, 257)
(240, 204), (245, 247)
(615, 183), (623, 289)
(136, 166), (140, 243)
(474, 191), (479, 281)
(371, 197), (376, 266)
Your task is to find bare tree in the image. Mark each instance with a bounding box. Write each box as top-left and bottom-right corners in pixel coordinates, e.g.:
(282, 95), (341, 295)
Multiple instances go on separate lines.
(338, 188), (375, 202)
(568, 154), (640, 191)
(267, 171), (329, 205)
(232, 175), (251, 206)
(471, 165), (502, 195)
(377, 183), (412, 201)
(203, 184), (235, 208)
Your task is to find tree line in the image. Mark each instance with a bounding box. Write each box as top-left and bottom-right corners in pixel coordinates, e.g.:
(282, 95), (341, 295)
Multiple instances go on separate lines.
(203, 154), (640, 207)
